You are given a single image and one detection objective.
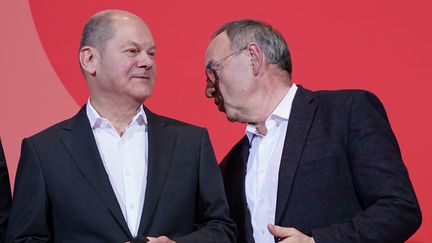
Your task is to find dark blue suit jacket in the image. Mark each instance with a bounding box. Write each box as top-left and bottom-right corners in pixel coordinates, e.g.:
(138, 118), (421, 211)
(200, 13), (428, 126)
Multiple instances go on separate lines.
(221, 86), (421, 243)
(0, 139), (12, 242)
(7, 106), (236, 243)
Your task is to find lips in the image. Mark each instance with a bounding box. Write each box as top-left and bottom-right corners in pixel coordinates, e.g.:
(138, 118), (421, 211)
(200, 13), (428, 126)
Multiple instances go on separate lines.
(214, 95), (225, 112)
(131, 75), (150, 80)
(217, 102), (225, 111)
(205, 81), (225, 111)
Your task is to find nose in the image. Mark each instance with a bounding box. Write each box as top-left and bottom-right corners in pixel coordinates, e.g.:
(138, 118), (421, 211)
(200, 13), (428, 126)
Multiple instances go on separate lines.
(205, 80), (216, 98)
(137, 53), (154, 69)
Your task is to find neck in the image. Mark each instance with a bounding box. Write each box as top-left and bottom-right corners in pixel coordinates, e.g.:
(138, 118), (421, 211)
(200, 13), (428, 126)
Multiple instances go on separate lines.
(249, 67), (292, 135)
(90, 96), (142, 136)
(249, 69), (292, 135)
(254, 123), (268, 135)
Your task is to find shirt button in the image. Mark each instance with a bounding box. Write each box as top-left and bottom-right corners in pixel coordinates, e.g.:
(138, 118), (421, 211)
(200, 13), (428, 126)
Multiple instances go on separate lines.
(261, 229), (265, 234)
(129, 204), (135, 210)
(259, 198), (264, 203)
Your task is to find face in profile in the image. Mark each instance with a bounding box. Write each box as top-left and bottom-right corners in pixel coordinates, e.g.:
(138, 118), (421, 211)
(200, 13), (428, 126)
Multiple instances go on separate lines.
(94, 14), (156, 104)
(205, 32), (255, 123)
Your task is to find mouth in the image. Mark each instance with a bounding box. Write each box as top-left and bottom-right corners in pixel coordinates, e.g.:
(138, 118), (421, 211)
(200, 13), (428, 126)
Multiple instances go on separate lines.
(206, 86), (225, 112)
(217, 104), (225, 112)
(131, 75), (150, 80)
(214, 98), (225, 112)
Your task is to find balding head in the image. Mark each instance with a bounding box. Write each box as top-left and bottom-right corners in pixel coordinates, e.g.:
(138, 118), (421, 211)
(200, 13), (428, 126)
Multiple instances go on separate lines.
(78, 10), (152, 76)
(79, 9), (156, 108)
(213, 19), (292, 76)
(80, 10), (114, 51)
(80, 10), (145, 51)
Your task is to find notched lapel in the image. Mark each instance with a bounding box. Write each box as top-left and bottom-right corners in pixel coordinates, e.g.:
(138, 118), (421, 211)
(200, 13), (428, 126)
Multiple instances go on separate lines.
(275, 86), (318, 224)
(138, 110), (176, 235)
(238, 138), (255, 243)
(60, 106), (132, 238)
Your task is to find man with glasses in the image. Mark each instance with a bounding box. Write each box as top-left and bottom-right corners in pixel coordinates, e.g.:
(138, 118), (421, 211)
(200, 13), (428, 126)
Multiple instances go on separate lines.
(205, 19), (421, 243)
(7, 10), (235, 243)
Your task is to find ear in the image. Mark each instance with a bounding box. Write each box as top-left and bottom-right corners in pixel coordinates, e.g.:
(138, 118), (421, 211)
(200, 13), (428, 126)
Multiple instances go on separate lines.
(79, 46), (97, 76)
(247, 43), (264, 76)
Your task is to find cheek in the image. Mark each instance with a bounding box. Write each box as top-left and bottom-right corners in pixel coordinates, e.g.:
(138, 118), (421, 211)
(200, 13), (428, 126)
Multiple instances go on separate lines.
(217, 72), (235, 95)
(218, 82), (236, 103)
(150, 64), (156, 82)
(125, 61), (138, 73)
(219, 76), (243, 98)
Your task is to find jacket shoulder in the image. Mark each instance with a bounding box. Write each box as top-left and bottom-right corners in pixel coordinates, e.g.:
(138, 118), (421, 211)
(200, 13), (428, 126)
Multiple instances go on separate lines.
(145, 108), (206, 133)
(311, 88), (380, 102)
(27, 115), (76, 143)
(298, 87), (385, 113)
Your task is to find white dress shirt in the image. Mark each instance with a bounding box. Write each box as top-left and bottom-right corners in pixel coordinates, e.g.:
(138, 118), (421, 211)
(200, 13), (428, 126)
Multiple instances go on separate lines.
(86, 99), (148, 237)
(245, 84), (298, 243)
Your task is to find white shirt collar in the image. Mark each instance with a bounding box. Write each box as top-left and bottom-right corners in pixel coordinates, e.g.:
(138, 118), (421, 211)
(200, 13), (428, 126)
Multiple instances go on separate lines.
(86, 98), (147, 130)
(246, 83), (298, 141)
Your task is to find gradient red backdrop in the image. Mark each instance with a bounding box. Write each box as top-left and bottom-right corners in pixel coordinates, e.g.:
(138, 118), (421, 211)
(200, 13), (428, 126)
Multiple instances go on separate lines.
(1, 1), (431, 242)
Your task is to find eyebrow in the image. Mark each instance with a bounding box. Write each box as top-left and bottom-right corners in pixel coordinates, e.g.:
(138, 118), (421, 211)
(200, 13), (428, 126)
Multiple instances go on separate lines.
(126, 41), (156, 51)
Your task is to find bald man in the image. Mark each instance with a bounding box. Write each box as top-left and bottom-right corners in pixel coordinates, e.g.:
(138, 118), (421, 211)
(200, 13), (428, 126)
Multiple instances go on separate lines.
(7, 10), (235, 243)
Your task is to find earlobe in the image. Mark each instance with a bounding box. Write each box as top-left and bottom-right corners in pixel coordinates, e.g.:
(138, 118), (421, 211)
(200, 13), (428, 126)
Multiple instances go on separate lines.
(79, 46), (97, 76)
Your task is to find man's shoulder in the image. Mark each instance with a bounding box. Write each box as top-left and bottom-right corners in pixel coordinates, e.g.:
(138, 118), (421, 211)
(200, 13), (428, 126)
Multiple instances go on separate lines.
(155, 114), (201, 128)
(145, 108), (206, 133)
(144, 107), (203, 129)
(306, 87), (376, 102)
(298, 86), (383, 111)
(26, 111), (80, 143)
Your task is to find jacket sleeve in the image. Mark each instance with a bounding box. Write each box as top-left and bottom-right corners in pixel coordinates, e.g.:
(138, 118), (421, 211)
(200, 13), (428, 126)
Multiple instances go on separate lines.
(312, 91), (421, 243)
(6, 138), (51, 243)
(173, 129), (236, 243)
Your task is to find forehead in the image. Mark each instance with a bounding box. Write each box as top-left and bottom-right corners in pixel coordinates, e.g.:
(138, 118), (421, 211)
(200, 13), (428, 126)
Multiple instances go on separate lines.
(205, 32), (232, 63)
(109, 16), (155, 47)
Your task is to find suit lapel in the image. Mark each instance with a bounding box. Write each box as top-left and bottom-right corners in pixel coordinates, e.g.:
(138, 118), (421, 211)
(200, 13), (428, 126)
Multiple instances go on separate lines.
(60, 106), (132, 238)
(238, 139), (255, 243)
(138, 108), (176, 235)
(223, 136), (254, 243)
(275, 86), (317, 224)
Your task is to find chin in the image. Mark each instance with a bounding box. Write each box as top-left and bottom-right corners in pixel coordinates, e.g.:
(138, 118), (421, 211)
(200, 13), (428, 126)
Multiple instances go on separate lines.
(136, 86), (153, 99)
(225, 110), (241, 123)
(225, 109), (249, 123)
(132, 92), (152, 104)
(226, 115), (236, 122)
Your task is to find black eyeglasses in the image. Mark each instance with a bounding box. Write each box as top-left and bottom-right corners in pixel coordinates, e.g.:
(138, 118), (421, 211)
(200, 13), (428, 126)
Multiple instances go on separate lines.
(205, 46), (247, 84)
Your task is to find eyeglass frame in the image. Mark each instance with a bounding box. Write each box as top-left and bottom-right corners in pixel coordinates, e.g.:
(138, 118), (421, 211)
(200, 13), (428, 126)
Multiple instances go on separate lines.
(205, 46), (248, 85)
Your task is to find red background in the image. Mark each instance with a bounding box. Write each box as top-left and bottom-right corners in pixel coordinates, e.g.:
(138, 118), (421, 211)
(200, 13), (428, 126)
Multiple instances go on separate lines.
(0, 1), (431, 241)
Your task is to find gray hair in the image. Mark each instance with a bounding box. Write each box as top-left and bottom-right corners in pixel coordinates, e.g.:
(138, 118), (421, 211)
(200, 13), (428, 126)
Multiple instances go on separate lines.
(79, 11), (116, 51)
(213, 19), (292, 75)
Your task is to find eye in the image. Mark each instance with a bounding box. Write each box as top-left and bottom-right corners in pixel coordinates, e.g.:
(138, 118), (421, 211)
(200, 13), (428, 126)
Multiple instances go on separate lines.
(125, 48), (139, 56)
(210, 63), (221, 71)
(148, 51), (155, 58)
